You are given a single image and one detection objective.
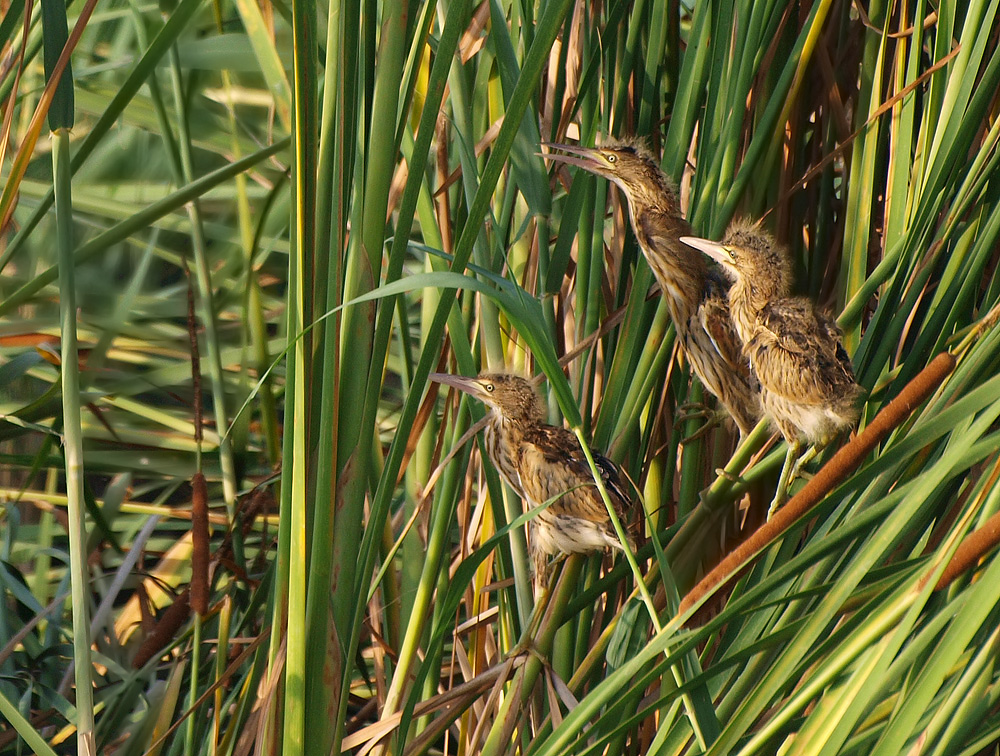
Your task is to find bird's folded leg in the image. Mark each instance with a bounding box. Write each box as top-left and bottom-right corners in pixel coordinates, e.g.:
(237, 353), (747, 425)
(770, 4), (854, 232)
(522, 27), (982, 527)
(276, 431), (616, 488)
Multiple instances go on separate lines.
(532, 550), (566, 586)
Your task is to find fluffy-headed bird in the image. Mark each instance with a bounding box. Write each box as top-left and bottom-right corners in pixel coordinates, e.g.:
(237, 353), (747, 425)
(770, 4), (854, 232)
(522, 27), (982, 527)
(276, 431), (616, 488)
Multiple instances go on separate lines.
(543, 139), (760, 437)
(429, 372), (631, 574)
(681, 224), (865, 516)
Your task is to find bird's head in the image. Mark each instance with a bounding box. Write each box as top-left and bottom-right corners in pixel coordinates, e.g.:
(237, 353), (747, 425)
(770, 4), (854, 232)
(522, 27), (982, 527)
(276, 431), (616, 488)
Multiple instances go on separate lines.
(429, 372), (544, 425)
(680, 222), (791, 300)
(542, 139), (674, 211)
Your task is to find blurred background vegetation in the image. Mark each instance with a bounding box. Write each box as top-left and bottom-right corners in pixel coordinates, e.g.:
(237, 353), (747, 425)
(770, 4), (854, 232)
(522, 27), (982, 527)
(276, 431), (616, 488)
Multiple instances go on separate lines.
(3, 0), (1000, 753)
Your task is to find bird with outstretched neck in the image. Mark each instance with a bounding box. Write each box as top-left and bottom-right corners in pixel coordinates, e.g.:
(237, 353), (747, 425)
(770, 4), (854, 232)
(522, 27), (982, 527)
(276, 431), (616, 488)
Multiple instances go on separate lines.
(429, 372), (632, 577)
(681, 223), (865, 517)
(543, 139), (761, 438)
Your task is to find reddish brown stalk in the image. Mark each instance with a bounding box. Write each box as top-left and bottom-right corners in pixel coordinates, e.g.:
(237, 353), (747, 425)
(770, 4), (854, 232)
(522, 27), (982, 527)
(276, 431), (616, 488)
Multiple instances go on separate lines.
(189, 472), (210, 616)
(935, 510), (1000, 591)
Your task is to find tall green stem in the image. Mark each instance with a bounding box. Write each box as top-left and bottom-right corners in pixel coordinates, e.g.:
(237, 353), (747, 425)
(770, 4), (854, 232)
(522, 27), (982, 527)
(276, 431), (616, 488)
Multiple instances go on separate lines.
(53, 128), (95, 756)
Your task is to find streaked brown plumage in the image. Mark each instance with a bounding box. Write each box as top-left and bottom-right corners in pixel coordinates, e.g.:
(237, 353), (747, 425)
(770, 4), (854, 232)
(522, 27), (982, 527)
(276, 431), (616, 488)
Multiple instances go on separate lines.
(543, 139), (761, 436)
(429, 372), (631, 572)
(681, 223), (865, 514)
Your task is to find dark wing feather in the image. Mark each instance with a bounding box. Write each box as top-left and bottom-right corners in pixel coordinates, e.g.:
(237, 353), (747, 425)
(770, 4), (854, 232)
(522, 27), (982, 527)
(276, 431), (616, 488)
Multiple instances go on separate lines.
(592, 451), (631, 512)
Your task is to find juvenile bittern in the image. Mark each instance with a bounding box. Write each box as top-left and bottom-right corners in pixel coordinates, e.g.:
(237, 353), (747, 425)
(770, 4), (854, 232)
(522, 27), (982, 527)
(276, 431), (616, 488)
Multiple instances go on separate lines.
(544, 139), (760, 437)
(429, 372), (632, 574)
(681, 224), (865, 516)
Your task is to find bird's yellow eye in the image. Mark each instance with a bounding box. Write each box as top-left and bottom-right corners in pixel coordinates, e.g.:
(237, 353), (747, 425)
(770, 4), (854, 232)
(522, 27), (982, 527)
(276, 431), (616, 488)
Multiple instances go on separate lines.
(485, 383), (495, 392)
(606, 153), (617, 163)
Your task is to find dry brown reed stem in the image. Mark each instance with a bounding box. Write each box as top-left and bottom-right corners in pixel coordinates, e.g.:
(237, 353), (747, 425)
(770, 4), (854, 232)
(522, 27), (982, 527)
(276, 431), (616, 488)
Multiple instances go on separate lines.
(343, 657), (522, 752)
(478, 557), (584, 756)
(141, 629), (270, 755)
(189, 472), (210, 615)
(934, 510), (1000, 591)
(679, 351), (957, 616)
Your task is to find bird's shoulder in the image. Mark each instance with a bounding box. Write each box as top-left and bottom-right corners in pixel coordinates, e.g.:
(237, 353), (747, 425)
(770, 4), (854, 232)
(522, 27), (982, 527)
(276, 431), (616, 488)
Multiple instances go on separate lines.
(523, 424), (580, 459)
(757, 299), (836, 354)
(750, 298), (860, 399)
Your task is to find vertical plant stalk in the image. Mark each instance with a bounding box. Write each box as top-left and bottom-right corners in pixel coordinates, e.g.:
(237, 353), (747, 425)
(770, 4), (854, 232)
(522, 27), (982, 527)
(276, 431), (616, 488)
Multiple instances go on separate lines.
(575, 427), (718, 747)
(52, 128), (95, 756)
(332, 0), (407, 659)
(840, 0), (886, 353)
(306, 0), (352, 749)
(164, 45), (235, 755)
(165, 44), (239, 514)
(279, 0), (318, 753)
(210, 1), (281, 469)
(42, 0), (94, 748)
(188, 272), (209, 617)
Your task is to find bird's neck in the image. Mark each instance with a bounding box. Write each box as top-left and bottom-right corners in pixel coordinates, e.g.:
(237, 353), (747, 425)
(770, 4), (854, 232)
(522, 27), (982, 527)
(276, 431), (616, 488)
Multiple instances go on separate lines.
(727, 279), (771, 344)
(627, 204), (705, 323)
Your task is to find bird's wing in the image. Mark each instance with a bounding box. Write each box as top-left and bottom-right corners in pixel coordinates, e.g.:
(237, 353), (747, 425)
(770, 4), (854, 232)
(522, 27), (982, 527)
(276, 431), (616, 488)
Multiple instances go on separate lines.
(820, 315), (859, 383)
(518, 426), (630, 522)
(752, 300), (860, 403)
(591, 451), (632, 511)
(635, 219), (746, 381)
(756, 300), (815, 355)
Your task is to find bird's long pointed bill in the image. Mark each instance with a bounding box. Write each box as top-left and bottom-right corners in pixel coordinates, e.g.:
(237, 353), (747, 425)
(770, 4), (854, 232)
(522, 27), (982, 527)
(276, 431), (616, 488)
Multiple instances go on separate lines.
(429, 372), (481, 397)
(538, 142), (602, 172)
(679, 236), (731, 266)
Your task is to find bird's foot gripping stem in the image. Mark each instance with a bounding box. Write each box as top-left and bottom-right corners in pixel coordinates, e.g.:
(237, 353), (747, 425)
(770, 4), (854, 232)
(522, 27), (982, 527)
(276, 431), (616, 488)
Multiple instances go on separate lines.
(675, 403), (727, 443)
(789, 445), (819, 481)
